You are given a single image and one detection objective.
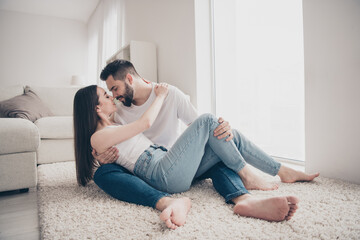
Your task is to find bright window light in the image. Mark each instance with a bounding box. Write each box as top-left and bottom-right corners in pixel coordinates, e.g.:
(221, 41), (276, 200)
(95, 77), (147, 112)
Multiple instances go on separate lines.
(213, 0), (305, 161)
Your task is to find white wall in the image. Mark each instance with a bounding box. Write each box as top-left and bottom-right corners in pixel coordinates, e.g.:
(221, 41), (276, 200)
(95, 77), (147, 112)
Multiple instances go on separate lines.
(87, 2), (104, 85)
(303, 0), (360, 183)
(194, 0), (214, 114)
(123, 0), (197, 106)
(0, 10), (87, 86)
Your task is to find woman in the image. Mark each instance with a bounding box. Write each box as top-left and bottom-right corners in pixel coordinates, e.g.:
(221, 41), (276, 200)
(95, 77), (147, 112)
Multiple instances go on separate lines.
(73, 84), (300, 227)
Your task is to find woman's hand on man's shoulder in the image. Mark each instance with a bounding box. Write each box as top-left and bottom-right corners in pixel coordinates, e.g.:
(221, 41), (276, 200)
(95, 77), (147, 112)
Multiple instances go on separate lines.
(155, 83), (169, 98)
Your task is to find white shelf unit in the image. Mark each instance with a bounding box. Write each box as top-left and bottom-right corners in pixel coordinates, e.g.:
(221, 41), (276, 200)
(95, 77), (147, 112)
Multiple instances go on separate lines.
(106, 41), (158, 82)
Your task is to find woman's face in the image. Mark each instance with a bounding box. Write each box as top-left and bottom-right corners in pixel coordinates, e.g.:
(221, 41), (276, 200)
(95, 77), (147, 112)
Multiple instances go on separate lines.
(96, 87), (117, 116)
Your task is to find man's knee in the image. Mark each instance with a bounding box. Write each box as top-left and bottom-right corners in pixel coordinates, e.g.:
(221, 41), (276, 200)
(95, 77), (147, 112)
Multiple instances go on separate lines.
(197, 113), (218, 125)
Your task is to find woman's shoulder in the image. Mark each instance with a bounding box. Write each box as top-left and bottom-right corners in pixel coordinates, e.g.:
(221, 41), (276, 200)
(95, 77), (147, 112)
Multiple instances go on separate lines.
(91, 124), (118, 144)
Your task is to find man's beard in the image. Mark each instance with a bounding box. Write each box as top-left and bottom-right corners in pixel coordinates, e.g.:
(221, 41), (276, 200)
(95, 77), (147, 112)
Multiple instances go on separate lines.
(120, 82), (134, 107)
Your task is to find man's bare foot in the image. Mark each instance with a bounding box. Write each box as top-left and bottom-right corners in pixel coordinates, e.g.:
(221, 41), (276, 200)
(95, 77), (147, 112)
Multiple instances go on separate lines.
(159, 197), (191, 230)
(238, 165), (278, 191)
(278, 165), (320, 183)
(233, 194), (299, 222)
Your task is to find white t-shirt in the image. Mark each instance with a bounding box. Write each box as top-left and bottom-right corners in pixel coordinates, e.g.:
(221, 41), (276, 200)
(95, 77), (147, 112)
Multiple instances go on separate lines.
(114, 83), (198, 148)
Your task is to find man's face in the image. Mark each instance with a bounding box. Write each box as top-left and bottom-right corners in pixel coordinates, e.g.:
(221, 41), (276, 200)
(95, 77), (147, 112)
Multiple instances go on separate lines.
(106, 75), (134, 107)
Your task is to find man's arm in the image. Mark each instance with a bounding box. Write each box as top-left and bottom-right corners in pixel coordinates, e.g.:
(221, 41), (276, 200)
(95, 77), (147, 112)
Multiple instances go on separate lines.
(92, 147), (118, 165)
(174, 86), (198, 125)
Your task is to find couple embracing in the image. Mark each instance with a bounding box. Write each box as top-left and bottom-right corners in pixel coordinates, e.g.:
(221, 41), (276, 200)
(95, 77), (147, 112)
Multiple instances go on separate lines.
(73, 60), (319, 229)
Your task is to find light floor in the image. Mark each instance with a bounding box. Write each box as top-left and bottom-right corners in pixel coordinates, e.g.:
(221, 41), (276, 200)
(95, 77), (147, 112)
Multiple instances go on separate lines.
(0, 188), (40, 240)
(0, 161), (304, 240)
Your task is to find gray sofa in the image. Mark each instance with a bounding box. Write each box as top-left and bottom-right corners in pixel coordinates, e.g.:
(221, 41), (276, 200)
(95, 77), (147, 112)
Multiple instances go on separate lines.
(0, 85), (81, 192)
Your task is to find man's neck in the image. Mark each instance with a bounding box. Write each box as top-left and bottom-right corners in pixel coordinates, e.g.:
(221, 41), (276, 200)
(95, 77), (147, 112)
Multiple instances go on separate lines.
(132, 79), (153, 106)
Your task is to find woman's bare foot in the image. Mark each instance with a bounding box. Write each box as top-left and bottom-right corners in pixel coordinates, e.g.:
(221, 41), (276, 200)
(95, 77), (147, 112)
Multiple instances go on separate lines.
(238, 165), (278, 191)
(278, 165), (320, 183)
(285, 202), (298, 220)
(233, 194), (299, 221)
(159, 197), (192, 230)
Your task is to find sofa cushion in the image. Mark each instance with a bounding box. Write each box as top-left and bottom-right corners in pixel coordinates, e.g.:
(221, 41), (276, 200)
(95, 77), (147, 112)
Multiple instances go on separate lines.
(37, 139), (75, 164)
(30, 86), (81, 116)
(0, 118), (40, 155)
(0, 86), (53, 122)
(35, 116), (73, 139)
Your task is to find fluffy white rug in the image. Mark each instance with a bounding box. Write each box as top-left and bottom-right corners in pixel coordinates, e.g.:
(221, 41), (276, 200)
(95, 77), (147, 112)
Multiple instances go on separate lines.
(37, 161), (360, 240)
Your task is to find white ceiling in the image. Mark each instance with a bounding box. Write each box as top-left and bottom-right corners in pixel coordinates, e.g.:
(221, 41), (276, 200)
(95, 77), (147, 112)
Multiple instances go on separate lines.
(0, 0), (100, 23)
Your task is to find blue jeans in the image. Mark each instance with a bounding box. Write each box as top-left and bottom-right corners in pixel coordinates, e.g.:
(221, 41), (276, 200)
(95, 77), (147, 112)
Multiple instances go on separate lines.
(94, 114), (281, 208)
(94, 161), (247, 208)
(133, 114), (281, 194)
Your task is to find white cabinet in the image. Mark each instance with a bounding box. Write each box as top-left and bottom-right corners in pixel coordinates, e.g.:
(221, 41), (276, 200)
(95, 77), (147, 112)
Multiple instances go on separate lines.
(106, 41), (158, 82)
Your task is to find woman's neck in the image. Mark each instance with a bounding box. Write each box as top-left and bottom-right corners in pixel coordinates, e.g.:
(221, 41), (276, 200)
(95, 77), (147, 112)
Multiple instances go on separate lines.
(96, 114), (115, 132)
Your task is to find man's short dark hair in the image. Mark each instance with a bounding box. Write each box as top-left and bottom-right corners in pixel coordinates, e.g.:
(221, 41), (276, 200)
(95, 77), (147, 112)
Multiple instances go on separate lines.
(100, 59), (140, 81)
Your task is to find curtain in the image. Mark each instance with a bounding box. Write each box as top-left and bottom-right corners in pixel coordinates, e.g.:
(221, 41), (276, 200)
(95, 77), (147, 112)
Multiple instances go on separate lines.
(87, 0), (124, 87)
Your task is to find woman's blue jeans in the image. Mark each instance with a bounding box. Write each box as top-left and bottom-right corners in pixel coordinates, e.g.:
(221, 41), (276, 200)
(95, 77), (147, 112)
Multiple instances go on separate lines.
(133, 114), (281, 194)
(94, 161), (247, 209)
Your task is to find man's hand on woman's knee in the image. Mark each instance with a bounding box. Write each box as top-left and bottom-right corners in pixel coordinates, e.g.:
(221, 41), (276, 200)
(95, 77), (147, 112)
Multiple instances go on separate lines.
(213, 117), (234, 142)
(92, 147), (119, 165)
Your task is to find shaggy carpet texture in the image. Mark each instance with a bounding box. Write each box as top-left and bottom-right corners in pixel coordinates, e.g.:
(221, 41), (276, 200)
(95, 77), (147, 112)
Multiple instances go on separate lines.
(37, 161), (360, 240)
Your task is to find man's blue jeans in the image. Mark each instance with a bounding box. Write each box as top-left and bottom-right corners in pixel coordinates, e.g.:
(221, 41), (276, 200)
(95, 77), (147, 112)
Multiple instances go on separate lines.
(133, 114), (281, 194)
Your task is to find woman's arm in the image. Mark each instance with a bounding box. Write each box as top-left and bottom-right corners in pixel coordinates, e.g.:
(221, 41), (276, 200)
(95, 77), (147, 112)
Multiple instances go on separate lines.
(139, 83), (169, 128)
(91, 83), (168, 153)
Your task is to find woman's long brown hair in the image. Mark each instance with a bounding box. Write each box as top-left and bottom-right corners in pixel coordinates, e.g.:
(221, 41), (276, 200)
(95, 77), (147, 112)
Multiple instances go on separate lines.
(73, 85), (100, 186)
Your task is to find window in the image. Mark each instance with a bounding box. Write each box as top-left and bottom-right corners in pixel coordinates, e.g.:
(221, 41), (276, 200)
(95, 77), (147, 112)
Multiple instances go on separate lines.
(213, 0), (305, 161)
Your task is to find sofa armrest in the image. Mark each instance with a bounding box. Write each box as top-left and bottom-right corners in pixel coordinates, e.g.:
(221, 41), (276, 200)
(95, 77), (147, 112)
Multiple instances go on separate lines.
(0, 118), (40, 154)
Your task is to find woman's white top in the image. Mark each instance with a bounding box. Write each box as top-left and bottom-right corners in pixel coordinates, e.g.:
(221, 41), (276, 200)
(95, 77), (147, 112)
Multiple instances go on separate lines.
(106, 121), (153, 173)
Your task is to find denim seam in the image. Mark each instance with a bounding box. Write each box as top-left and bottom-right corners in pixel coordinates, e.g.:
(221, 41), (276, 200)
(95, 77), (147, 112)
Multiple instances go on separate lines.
(239, 141), (280, 176)
(225, 140), (247, 173)
(207, 117), (246, 173)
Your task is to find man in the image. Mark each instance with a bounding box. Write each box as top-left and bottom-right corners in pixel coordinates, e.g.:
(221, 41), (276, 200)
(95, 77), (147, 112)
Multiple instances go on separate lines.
(93, 60), (318, 229)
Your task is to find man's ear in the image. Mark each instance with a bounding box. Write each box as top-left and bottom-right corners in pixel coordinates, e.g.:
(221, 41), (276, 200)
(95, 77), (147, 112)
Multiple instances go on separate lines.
(126, 73), (133, 85)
